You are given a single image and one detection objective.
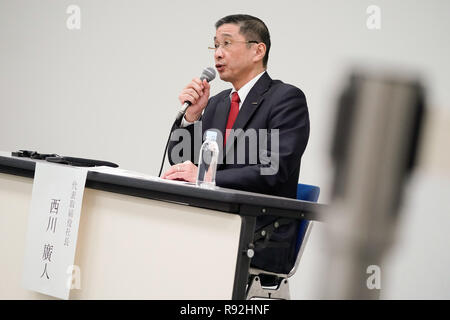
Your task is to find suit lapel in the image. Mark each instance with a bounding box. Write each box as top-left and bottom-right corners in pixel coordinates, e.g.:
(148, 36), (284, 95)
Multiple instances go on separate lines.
(212, 91), (232, 136)
(208, 90), (231, 162)
(224, 72), (272, 157)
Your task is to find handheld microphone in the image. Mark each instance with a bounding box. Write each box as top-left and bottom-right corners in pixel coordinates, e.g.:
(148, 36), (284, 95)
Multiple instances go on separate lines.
(159, 67), (216, 177)
(175, 67), (216, 123)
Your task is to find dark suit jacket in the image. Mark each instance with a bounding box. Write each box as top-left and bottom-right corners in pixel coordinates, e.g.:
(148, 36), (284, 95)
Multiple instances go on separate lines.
(168, 72), (310, 274)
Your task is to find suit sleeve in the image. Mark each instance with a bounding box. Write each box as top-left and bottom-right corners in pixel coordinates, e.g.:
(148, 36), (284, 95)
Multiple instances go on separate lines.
(215, 86), (310, 194)
(167, 95), (219, 166)
(167, 119), (198, 166)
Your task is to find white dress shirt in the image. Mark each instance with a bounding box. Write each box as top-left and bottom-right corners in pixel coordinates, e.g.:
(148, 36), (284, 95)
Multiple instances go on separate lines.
(180, 70), (266, 127)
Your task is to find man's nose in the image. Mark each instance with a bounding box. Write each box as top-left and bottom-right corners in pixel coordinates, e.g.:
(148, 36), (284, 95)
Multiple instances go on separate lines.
(214, 47), (224, 60)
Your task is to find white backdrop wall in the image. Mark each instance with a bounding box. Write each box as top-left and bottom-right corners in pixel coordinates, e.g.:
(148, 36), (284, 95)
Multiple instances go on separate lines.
(1, 0), (449, 299)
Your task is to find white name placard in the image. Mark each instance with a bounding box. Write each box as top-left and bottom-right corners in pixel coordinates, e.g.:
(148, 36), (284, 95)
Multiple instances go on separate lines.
(22, 162), (87, 300)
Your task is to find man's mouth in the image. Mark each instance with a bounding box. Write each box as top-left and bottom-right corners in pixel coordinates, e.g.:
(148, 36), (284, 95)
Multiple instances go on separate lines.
(215, 64), (225, 72)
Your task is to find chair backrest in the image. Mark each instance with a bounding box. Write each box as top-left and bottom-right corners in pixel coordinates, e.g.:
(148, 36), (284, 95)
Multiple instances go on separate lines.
(294, 183), (320, 256)
(246, 183), (321, 299)
(296, 183), (320, 202)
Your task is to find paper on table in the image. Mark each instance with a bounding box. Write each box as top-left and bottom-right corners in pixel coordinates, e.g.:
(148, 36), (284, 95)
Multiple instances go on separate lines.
(22, 162), (87, 300)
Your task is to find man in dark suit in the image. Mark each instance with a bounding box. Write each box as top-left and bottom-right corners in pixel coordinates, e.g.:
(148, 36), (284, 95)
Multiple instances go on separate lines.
(162, 14), (309, 275)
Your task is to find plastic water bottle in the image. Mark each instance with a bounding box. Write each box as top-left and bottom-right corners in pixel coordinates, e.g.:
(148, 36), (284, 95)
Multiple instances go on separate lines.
(196, 130), (219, 189)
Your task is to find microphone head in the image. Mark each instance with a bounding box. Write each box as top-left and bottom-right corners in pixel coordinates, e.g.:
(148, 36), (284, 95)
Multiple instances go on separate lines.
(200, 67), (216, 82)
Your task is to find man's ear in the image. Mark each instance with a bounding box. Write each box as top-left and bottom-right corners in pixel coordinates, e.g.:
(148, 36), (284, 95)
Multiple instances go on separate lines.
(253, 42), (266, 64)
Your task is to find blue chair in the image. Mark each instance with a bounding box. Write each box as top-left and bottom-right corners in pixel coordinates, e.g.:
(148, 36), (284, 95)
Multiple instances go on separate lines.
(246, 183), (320, 300)
(294, 183), (320, 255)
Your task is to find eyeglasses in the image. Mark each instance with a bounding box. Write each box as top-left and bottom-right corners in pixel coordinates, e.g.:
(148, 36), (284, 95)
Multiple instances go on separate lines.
(208, 39), (259, 51)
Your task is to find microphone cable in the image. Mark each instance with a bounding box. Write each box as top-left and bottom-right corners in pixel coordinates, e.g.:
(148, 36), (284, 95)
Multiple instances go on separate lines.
(158, 121), (177, 177)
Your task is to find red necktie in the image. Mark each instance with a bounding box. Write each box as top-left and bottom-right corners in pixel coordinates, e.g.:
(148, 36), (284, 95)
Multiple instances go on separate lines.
(224, 92), (240, 146)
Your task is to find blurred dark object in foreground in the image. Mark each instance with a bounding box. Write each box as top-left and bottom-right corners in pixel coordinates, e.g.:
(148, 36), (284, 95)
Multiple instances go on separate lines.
(323, 70), (426, 299)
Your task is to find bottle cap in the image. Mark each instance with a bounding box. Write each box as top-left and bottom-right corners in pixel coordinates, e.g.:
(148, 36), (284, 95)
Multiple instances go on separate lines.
(205, 130), (217, 141)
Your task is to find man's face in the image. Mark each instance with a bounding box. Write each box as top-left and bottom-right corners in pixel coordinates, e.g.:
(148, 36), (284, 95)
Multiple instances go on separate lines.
(213, 23), (256, 84)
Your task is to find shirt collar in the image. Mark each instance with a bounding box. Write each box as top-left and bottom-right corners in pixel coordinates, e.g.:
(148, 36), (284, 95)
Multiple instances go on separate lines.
(230, 71), (266, 107)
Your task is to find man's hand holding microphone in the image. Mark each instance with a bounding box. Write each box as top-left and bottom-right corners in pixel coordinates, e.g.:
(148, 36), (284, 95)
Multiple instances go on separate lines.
(179, 77), (211, 122)
(162, 67), (216, 182)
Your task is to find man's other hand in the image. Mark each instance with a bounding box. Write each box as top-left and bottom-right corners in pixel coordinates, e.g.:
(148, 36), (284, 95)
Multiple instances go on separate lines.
(162, 160), (198, 183)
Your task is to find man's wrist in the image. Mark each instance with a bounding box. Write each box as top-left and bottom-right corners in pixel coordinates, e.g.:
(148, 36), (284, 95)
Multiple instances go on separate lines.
(184, 111), (201, 122)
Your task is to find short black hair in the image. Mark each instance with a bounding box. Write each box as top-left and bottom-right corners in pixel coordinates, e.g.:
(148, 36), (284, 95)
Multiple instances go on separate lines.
(215, 14), (271, 68)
